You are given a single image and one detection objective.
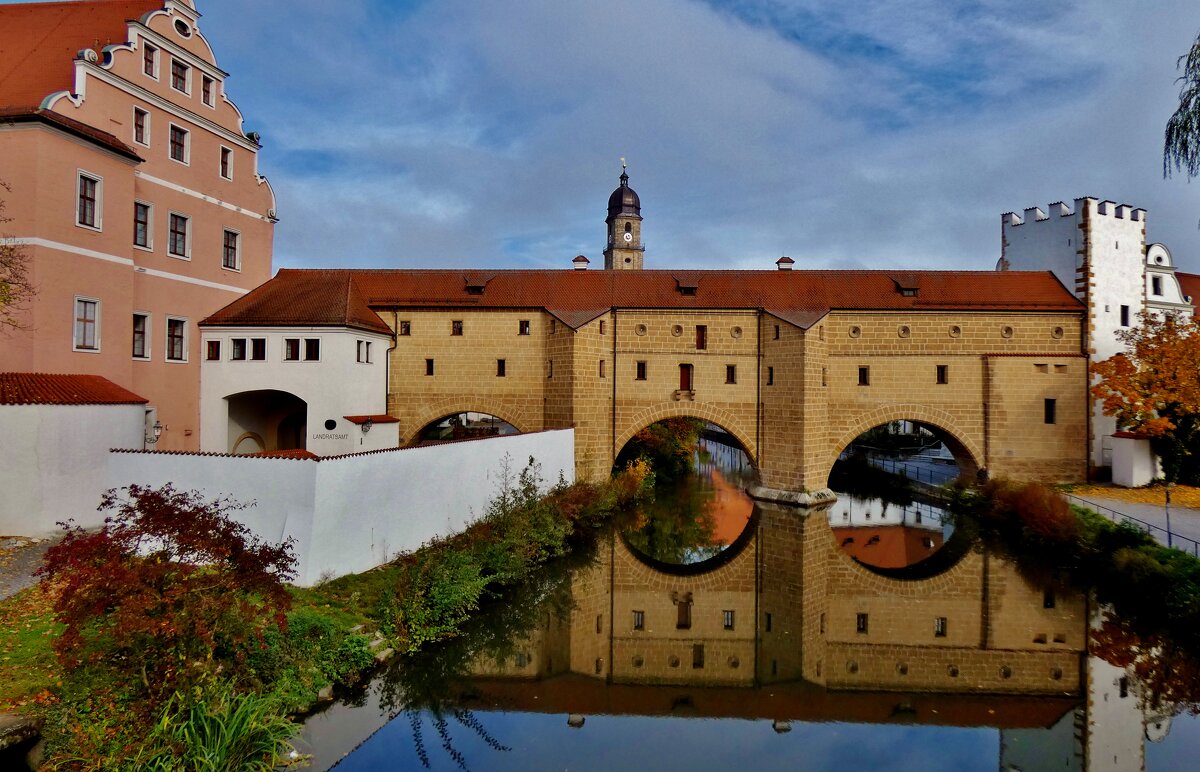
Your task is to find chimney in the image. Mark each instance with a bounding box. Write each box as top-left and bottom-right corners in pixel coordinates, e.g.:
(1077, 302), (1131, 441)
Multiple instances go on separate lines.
(776, 256), (794, 271)
(572, 255), (590, 270)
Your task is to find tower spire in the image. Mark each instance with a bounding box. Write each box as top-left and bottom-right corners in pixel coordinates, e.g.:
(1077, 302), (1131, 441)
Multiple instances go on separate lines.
(604, 161), (644, 270)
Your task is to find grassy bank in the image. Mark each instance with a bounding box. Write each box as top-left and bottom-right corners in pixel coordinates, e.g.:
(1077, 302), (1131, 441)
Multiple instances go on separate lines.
(0, 458), (651, 769)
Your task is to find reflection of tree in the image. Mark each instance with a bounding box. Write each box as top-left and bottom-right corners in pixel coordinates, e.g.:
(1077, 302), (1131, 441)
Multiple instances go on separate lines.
(1092, 613), (1200, 717)
(372, 544), (593, 769)
(830, 453), (914, 507)
(616, 417), (708, 483)
(623, 478), (723, 564)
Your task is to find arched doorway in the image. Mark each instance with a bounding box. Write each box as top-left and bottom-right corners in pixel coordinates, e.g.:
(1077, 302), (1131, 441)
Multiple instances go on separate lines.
(224, 390), (308, 453)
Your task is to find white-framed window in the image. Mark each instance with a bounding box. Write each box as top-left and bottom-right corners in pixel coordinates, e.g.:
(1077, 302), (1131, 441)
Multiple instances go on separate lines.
(222, 229), (240, 270)
(133, 201), (152, 249)
(1152, 276), (1164, 296)
(283, 338), (320, 361)
(304, 338), (320, 361)
(168, 212), (190, 258)
(284, 338), (300, 361)
(201, 75), (215, 107)
(250, 338), (266, 361)
(132, 312), (150, 359)
(73, 296), (100, 351)
(230, 337), (247, 360)
(205, 339), (221, 361)
(76, 172), (102, 230)
(142, 41), (159, 79)
(357, 340), (372, 363)
(166, 317), (188, 362)
(133, 107), (150, 146)
(169, 124), (189, 164)
(170, 58), (190, 94)
(219, 146), (233, 180)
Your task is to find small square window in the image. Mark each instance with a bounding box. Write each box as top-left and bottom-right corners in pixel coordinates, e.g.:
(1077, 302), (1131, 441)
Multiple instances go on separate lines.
(497, 358), (506, 377)
(451, 320), (463, 336)
(632, 610), (644, 631)
(725, 364), (736, 384)
(166, 318), (186, 361)
(1044, 398), (1057, 425)
(230, 338), (247, 360)
(723, 610), (735, 630)
(934, 617), (947, 637)
(856, 613), (869, 634)
(205, 340), (220, 361)
(399, 320), (411, 336)
(635, 361), (647, 380)
(858, 366), (870, 386)
(250, 338), (266, 361)
(133, 108), (149, 146)
(518, 320), (530, 335)
(358, 341), (372, 363)
(425, 358), (434, 376)
(303, 339), (320, 361)
(132, 313), (148, 359)
(936, 364), (948, 385)
(284, 338), (300, 361)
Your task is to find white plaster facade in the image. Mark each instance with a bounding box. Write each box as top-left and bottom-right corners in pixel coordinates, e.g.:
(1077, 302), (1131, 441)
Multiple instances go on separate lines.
(199, 325), (395, 455)
(1, 403), (146, 536)
(1144, 243), (1194, 320)
(1110, 435), (1162, 489)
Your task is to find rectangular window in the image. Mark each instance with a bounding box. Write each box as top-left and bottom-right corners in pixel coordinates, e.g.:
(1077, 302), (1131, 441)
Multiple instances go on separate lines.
(222, 229), (239, 270)
(679, 363), (693, 391)
(166, 318), (186, 361)
(168, 213), (189, 257)
(765, 612), (773, 632)
(73, 298), (98, 350)
(77, 173), (99, 228)
(773, 324), (780, 340)
(202, 75), (215, 106)
(451, 320), (463, 336)
(518, 320), (530, 335)
(676, 599), (692, 630)
(425, 358), (434, 376)
(599, 320), (606, 334)
(599, 359), (605, 378)
(358, 341), (372, 363)
(230, 338), (246, 360)
(547, 359), (553, 379)
(936, 364), (948, 385)
(220, 147), (232, 180)
(250, 338), (266, 361)
(550, 319), (557, 334)
(1152, 276), (1163, 296)
(142, 42), (158, 77)
(821, 366), (828, 387)
(632, 610), (644, 631)
(399, 320), (411, 336)
(596, 615), (603, 634)
(304, 339), (320, 361)
(284, 338), (300, 361)
(696, 324), (707, 350)
(635, 361), (647, 380)
(692, 643), (705, 669)
(170, 59), (189, 93)
(725, 364), (736, 384)
(205, 339), (220, 361)
(934, 617), (948, 637)
(856, 613), (869, 634)
(497, 358), (506, 377)
(133, 202), (151, 248)
(767, 366), (774, 385)
(858, 366), (870, 386)
(723, 610), (735, 630)
(169, 125), (189, 163)
(1043, 589), (1056, 609)
(133, 108), (149, 146)
(1120, 304), (1130, 327)
(1044, 398), (1057, 425)
(132, 313), (148, 359)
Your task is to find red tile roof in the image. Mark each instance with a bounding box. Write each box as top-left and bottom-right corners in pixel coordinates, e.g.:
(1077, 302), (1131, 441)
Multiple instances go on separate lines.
(0, 106), (143, 160)
(1179, 272), (1200, 306)
(202, 268), (1083, 332)
(0, 0), (162, 108)
(0, 373), (147, 405)
(343, 414), (400, 425)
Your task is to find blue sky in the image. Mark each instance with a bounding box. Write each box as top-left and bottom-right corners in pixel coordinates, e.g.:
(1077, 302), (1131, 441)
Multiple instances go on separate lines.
(20, 0), (1200, 272)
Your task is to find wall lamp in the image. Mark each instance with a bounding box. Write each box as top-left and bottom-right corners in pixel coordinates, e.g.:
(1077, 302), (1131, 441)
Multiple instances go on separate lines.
(361, 417), (374, 435)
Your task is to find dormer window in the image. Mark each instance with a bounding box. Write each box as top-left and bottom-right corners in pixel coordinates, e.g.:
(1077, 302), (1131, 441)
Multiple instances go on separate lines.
(675, 276), (699, 297)
(463, 273), (493, 295)
(892, 275), (921, 297)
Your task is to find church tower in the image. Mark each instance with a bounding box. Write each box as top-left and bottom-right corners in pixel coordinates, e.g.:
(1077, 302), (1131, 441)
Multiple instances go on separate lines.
(604, 162), (644, 270)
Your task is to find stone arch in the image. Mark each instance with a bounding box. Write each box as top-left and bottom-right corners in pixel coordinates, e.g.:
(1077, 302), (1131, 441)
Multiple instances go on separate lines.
(615, 402), (757, 466)
(231, 431), (265, 454)
(404, 398), (533, 445)
(224, 389), (307, 453)
(825, 403), (983, 488)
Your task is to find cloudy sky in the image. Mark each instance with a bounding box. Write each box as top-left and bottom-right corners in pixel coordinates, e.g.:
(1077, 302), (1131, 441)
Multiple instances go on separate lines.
(190, 2), (1200, 272)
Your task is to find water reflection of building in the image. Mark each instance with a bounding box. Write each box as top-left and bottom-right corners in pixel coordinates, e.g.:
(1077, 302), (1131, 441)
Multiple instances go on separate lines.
(827, 496), (946, 569)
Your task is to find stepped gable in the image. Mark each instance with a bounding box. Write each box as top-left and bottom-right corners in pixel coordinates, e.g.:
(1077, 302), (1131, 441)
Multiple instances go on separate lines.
(0, 373), (147, 405)
(201, 269), (392, 334)
(0, 0), (162, 108)
(205, 268), (1082, 332)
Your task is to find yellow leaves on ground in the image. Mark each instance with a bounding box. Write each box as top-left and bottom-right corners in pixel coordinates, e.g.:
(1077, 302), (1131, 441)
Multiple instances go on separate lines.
(1070, 484), (1200, 509)
(0, 583), (63, 713)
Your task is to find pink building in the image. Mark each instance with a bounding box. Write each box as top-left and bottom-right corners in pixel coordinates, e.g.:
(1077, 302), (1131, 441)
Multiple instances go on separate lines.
(0, 0), (275, 450)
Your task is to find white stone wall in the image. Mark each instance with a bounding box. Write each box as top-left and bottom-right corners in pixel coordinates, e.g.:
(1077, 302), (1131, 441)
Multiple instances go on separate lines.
(200, 325), (392, 455)
(106, 429), (575, 585)
(1111, 436), (1161, 488)
(0, 403), (146, 536)
(1145, 243), (1194, 320)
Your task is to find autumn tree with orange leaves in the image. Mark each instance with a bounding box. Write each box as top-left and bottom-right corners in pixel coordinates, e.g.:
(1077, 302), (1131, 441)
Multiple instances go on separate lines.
(1091, 313), (1200, 485)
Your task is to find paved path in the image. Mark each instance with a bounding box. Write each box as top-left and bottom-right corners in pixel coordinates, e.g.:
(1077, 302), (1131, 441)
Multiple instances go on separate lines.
(1066, 494), (1200, 553)
(0, 537), (55, 602)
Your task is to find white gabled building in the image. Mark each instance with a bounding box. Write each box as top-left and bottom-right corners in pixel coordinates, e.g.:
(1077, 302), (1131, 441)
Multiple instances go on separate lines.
(198, 270), (397, 457)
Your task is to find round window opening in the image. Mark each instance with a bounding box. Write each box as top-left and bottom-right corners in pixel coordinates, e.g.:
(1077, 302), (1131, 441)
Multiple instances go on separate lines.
(1051, 326), (1064, 339)
(1001, 325), (1014, 339)
(671, 324), (683, 337)
(174, 19), (192, 37)
(947, 665), (960, 678)
(896, 662), (909, 675)
(731, 326), (743, 339)
(668, 655), (680, 668)
(324, 419), (337, 431)
(1051, 667), (1063, 681)
(632, 655), (644, 668)
(728, 656), (740, 669)
(625, 257), (632, 264)
(999, 665), (1013, 679)
(846, 661), (859, 674)
(949, 325), (962, 338)
(635, 324), (648, 336)
(898, 325), (911, 338)
(848, 325), (862, 338)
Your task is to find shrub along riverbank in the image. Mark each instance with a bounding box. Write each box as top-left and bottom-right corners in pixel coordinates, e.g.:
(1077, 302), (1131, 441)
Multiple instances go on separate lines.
(0, 457), (652, 769)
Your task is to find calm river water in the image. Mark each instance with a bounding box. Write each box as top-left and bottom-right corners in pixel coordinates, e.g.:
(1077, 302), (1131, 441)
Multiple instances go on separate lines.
(296, 439), (1200, 771)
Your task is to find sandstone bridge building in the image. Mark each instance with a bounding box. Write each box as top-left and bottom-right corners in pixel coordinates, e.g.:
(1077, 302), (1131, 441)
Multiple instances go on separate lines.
(199, 173), (1088, 501)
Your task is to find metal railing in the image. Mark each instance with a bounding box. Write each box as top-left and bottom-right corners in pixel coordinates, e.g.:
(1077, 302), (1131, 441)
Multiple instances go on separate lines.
(1062, 493), (1200, 556)
(866, 456), (959, 486)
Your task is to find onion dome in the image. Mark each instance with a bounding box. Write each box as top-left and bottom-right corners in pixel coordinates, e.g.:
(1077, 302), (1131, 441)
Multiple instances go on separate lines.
(607, 170), (641, 219)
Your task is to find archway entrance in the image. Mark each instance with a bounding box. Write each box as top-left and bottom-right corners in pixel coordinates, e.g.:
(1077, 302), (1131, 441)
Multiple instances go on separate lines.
(615, 418), (757, 569)
(414, 412), (519, 445)
(224, 390), (307, 453)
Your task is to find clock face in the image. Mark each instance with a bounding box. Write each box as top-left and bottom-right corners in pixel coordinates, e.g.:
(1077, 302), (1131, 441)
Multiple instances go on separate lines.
(623, 231), (633, 243)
